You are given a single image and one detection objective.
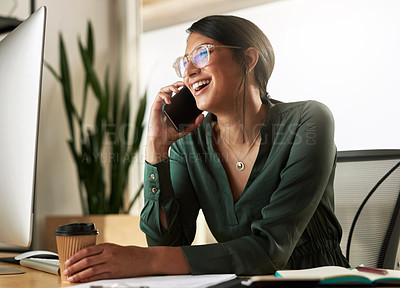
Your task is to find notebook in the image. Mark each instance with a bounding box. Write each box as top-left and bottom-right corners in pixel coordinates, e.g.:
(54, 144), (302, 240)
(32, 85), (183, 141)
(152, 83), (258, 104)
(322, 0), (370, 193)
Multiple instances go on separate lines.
(242, 266), (400, 287)
(274, 266), (400, 285)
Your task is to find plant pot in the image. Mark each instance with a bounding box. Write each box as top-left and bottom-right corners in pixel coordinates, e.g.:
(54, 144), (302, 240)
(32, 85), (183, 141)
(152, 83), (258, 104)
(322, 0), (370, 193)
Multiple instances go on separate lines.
(45, 214), (147, 253)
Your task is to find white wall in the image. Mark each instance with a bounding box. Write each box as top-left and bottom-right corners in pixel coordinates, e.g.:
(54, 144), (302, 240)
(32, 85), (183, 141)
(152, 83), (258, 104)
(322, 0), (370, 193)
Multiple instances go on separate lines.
(1, 0), (133, 249)
(35, 0), (125, 249)
(141, 0), (400, 151)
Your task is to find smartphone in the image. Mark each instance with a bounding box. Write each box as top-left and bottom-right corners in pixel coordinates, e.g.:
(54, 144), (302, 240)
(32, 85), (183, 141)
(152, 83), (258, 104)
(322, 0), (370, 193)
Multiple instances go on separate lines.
(162, 86), (203, 132)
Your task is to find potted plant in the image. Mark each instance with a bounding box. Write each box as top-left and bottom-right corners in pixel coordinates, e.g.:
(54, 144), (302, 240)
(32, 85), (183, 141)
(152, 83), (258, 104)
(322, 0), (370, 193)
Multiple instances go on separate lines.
(44, 22), (147, 251)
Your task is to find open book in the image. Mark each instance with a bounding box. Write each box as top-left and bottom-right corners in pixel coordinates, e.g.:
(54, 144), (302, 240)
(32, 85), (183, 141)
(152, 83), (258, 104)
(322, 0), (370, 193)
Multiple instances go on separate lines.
(242, 266), (400, 287)
(274, 266), (400, 285)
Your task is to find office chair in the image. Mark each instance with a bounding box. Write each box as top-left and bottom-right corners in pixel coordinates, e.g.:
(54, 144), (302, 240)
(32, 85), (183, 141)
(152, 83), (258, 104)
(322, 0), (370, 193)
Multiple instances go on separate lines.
(334, 150), (400, 269)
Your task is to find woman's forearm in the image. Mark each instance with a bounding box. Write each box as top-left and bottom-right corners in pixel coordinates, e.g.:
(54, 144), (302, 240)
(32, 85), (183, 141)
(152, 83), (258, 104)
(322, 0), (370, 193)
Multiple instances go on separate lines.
(148, 246), (191, 275)
(145, 139), (169, 165)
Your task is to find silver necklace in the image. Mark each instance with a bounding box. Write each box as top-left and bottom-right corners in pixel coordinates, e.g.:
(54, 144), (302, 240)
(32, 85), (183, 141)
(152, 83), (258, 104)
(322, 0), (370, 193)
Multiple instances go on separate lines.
(221, 132), (260, 171)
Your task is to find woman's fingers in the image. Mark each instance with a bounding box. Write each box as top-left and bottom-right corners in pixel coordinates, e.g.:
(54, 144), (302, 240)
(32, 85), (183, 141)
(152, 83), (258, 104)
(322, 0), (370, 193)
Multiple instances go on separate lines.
(176, 113), (205, 138)
(63, 245), (105, 279)
(155, 89), (171, 106)
(194, 113), (205, 126)
(72, 271), (111, 283)
(157, 82), (183, 105)
(64, 244), (117, 283)
(150, 82), (183, 118)
(65, 245), (103, 266)
(66, 261), (109, 283)
(64, 243), (152, 283)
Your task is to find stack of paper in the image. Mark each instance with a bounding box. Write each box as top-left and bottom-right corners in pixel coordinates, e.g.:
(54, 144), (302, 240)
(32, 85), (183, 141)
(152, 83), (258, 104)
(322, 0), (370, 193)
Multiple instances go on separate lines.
(67, 274), (236, 288)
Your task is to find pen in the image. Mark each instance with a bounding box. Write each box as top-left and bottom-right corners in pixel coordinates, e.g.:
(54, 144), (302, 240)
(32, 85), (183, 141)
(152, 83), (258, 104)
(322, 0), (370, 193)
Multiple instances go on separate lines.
(356, 266), (388, 275)
(90, 285), (149, 288)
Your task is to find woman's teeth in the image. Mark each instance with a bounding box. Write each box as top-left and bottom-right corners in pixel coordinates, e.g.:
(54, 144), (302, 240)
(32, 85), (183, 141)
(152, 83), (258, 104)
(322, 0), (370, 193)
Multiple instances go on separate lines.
(192, 80), (210, 91)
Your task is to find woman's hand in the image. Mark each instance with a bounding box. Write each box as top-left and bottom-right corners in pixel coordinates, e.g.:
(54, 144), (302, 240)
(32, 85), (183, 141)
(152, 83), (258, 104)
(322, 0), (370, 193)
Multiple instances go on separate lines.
(63, 243), (149, 283)
(145, 81), (204, 164)
(63, 243), (190, 283)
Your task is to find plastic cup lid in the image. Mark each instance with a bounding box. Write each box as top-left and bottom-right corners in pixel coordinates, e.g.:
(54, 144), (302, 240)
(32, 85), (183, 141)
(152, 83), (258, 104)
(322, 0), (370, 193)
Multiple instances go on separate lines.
(55, 223), (98, 236)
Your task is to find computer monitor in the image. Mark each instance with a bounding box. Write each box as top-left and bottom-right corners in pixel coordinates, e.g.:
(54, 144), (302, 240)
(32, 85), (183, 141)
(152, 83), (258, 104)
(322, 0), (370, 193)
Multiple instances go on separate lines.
(0, 6), (46, 254)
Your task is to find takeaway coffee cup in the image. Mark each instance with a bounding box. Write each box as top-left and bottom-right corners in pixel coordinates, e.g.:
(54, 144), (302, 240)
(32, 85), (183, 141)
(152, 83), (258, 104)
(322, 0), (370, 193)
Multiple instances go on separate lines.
(55, 223), (98, 282)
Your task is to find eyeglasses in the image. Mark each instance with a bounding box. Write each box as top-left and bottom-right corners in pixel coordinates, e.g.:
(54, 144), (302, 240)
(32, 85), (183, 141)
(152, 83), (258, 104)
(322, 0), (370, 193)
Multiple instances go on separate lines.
(172, 44), (242, 78)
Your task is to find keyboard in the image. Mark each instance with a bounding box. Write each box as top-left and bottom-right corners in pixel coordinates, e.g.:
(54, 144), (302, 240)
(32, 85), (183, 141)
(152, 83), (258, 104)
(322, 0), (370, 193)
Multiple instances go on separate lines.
(19, 258), (60, 275)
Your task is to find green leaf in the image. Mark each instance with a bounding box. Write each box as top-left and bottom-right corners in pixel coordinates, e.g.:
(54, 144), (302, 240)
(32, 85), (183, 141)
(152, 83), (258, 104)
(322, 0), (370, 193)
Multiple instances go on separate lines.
(79, 39), (103, 100)
(81, 21), (94, 127)
(59, 35), (71, 102)
(59, 35), (76, 146)
(102, 66), (110, 122)
(67, 140), (89, 215)
(86, 129), (107, 214)
(44, 61), (61, 81)
(120, 85), (131, 145)
(132, 92), (147, 151)
(127, 92), (147, 165)
(87, 21), (94, 64)
(112, 66), (121, 127)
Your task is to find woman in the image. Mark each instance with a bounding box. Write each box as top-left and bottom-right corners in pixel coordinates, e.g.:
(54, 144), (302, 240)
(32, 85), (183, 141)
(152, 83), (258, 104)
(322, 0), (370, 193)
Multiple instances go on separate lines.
(63, 15), (348, 283)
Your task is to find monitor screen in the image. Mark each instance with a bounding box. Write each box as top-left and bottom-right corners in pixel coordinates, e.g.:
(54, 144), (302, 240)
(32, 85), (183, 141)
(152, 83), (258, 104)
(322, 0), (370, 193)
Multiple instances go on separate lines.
(0, 7), (46, 250)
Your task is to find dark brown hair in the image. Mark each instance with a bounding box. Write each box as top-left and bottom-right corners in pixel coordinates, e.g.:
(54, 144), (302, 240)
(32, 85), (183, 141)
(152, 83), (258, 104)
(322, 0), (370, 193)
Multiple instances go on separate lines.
(187, 15), (275, 97)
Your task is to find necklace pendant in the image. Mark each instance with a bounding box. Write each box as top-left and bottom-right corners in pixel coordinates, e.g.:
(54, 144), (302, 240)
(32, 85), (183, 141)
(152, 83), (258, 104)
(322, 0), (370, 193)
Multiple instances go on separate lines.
(236, 161), (245, 171)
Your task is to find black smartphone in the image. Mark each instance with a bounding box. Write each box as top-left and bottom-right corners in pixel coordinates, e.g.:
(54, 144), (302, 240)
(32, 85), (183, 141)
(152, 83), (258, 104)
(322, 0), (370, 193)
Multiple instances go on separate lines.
(162, 86), (203, 132)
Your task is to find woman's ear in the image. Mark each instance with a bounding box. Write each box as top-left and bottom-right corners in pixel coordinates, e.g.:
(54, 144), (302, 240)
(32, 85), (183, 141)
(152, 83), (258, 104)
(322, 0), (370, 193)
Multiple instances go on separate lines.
(244, 47), (259, 73)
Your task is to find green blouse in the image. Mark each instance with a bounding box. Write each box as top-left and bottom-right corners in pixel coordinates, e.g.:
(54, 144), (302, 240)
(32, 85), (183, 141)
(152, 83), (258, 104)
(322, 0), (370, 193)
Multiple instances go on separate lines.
(140, 97), (349, 275)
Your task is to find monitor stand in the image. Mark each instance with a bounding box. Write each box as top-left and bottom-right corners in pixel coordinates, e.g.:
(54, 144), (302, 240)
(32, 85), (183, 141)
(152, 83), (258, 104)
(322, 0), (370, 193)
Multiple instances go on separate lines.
(0, 265), (24, 275)
(0, 257), (25, 275)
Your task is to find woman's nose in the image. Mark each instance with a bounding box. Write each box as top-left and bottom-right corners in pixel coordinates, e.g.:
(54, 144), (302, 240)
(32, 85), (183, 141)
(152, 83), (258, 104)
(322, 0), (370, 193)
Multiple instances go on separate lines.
(184, 60), (200, 77)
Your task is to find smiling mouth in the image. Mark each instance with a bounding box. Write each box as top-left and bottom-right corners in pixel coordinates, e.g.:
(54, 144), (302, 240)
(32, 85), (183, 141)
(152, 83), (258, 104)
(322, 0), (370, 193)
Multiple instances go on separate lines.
(192, 79), (210, 92)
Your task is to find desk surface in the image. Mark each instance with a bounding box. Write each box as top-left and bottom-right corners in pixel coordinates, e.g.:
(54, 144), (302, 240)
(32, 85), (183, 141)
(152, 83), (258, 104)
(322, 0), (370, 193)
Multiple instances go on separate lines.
(0, 252), (74, 287)
(4, 254), (400, 288)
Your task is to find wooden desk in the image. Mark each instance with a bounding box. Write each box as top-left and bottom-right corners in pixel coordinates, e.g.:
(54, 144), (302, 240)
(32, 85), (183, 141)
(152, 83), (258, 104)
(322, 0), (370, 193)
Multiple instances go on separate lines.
(0, 252), (74, 287)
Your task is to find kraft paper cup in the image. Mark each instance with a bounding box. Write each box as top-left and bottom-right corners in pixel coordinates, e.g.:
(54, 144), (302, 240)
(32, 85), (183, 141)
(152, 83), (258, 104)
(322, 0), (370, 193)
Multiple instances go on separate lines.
(55, 223), (98, 282)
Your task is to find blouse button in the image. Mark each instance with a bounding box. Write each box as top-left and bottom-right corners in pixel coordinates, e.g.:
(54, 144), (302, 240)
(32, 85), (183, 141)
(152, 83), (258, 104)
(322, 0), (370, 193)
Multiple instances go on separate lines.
(152, 187), (158, 193)
(150, 174), (156, 180)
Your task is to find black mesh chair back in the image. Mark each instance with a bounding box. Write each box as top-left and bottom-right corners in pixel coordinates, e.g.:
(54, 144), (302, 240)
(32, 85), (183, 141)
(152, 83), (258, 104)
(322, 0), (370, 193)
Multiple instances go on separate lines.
(334, 150), (400, 269)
